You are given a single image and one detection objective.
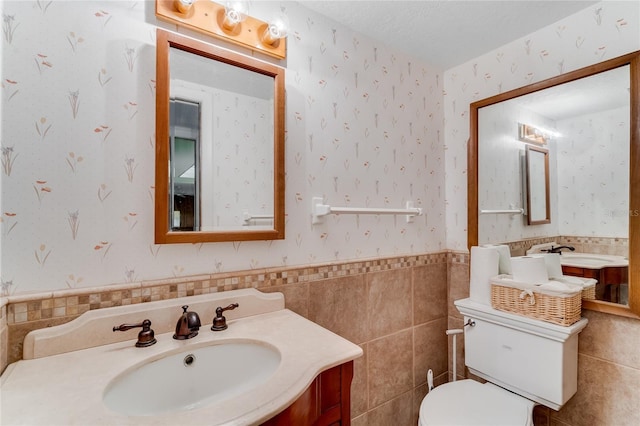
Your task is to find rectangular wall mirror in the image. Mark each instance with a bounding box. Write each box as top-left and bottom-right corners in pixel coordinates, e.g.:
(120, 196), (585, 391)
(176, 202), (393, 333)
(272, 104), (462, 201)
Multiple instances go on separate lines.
(525, 145), (550, 225)
(469, 50), (639, 318)
(155, 29), (285, 243)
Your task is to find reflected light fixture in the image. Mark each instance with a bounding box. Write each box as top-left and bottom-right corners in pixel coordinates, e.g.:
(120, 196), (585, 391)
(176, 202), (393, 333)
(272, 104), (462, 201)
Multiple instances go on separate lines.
(222, 1), (249, 30)
(518, 123), (560, 145)
(261, 14), (289, 46)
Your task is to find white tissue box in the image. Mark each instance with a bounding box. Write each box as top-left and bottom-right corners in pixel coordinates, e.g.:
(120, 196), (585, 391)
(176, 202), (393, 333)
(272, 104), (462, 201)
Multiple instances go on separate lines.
(490, 274), (582, 326)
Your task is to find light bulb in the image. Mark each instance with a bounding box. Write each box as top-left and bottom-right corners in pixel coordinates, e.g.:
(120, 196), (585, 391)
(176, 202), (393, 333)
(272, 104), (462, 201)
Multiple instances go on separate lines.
(174, 0), (194, 14)
(261, 13), (289, 46)
(222, 1), (249, 30)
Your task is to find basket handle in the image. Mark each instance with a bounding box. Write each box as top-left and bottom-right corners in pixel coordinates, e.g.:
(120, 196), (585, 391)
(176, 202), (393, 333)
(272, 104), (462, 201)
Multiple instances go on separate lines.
(519, 289), (536, 305)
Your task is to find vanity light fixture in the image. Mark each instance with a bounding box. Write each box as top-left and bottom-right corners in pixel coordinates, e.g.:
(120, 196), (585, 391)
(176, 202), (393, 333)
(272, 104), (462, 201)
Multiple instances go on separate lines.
(518, 123), (557, 145)
(156, 0), (287, 59)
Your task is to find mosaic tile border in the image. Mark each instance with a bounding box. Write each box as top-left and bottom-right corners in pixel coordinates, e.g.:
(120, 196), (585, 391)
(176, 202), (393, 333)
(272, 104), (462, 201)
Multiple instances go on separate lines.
(503, 235), (628, 257)
(4, 252), (451, 325)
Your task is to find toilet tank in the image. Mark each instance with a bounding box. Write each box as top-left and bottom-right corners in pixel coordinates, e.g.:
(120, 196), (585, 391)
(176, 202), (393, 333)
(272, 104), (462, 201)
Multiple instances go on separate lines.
(455, 298), (588, 410)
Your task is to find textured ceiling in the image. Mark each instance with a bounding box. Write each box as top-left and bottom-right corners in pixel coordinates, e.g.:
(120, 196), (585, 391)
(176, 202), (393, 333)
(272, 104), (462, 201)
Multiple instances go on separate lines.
(300, 0), (600, 69)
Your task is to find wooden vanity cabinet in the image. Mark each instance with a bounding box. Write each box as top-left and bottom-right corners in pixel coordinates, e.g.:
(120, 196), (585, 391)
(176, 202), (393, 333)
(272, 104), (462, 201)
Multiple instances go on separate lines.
(562, 265), (628, 303)
(261, 361), (354, 426)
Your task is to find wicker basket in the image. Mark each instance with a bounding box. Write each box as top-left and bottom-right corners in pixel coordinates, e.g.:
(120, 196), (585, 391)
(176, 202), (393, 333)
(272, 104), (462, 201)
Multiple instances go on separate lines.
(490, 282), (582, 326)
(554, 276), (597, 300)
(581, 283), (596, 300)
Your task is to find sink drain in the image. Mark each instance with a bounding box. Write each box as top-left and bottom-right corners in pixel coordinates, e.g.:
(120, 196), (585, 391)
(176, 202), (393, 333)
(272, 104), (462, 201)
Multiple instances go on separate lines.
(183, 354), (196, 366)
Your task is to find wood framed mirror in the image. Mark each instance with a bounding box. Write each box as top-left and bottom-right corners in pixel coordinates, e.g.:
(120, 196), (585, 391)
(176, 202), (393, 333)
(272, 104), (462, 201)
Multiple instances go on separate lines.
(468, 50), (640, 318)
(155, 29), (285, 243)
(525, 145), (550, 225)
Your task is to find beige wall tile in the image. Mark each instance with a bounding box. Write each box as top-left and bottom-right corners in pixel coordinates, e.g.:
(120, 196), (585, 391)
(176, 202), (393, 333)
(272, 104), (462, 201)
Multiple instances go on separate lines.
(579, 310), (640, 370)
(549, 418), (571, 426)
(413, 318), (448, 387)
(533, 405), (551, 426)
(368, 329), (413, 408)
(367, 269), (412, 339)
(351, 412), (368, 426)
(553, 354), (640, 426)
(364, 391), (413, 426)
(413, 383), (428, 425)
(260, 283), (309, 318)
(308, 275), (368, 344)
(447, 262), (469, 320)
(351, 344), (368, 418)
(413, 263), (447, 325)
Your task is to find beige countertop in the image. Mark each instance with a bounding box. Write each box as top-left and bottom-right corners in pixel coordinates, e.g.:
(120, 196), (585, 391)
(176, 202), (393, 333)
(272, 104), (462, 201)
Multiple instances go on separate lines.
(1, 308), (362, 425)
(559, 253), (628, 269)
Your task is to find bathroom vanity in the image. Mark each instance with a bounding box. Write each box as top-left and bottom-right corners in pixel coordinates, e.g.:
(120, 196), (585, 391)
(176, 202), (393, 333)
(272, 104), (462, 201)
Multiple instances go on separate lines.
(0, 289), (362, 425)
(559, 253), (629, 303)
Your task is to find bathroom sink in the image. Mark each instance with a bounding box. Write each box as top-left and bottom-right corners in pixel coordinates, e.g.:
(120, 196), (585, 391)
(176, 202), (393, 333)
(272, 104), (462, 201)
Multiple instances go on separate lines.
(559, 253), (628, 269)
(103, 341), (281, 416)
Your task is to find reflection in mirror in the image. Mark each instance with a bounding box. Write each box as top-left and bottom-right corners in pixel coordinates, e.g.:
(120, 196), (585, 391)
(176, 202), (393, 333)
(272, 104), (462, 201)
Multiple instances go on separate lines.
(156, 29), (285, 243)
(468, 51), (639, 317)
(170, 99), (200, 231)
(525, 145), (550, 225)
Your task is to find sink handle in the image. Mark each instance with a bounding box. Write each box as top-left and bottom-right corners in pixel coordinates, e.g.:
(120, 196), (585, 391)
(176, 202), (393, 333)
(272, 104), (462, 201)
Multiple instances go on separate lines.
(211, 303), (239, 331)
(113, 319), (157, 347)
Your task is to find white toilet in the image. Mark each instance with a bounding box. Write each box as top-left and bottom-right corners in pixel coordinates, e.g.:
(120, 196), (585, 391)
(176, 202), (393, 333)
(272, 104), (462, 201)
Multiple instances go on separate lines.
(418, 298), (589, 426)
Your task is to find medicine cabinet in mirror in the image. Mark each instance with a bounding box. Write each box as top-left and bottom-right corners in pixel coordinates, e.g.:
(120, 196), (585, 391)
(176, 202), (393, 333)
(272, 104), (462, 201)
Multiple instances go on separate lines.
(525, 145), (550, 225)
(155, 29), (285, 243)
(468, 50), (639, 318)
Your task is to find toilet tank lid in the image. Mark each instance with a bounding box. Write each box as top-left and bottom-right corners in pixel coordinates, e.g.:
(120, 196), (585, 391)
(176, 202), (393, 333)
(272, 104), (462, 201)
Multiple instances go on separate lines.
(420, 379), (534, 426)
(454, 298), (588, 341)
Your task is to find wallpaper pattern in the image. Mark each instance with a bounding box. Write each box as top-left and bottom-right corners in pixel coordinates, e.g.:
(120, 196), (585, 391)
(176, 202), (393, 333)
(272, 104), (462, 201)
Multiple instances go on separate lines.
(444, 1), (640, 249)
(556, 106), (629, 237)
(477, 101), (559, 243)
(0, 1), (444, 295)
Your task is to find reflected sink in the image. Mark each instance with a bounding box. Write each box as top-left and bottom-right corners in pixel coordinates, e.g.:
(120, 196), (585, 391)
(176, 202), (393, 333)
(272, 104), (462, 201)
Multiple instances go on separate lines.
(103, 341), (281, 416)
(559, 253), (628, 269)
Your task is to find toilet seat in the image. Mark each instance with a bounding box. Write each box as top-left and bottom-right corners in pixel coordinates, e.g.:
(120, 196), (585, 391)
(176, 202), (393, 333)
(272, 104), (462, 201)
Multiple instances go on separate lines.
(418, 379), (535, 426)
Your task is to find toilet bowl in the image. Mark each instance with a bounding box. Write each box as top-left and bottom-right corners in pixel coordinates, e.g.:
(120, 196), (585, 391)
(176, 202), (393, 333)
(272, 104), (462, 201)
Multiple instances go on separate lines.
(418, 379), (535, 426)
(417, 298), (588, 425)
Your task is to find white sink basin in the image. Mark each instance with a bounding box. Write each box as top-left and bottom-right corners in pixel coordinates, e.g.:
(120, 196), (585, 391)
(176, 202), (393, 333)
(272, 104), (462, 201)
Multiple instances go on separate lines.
(559, 253), (628, 269)
(103, 341), (281, 416)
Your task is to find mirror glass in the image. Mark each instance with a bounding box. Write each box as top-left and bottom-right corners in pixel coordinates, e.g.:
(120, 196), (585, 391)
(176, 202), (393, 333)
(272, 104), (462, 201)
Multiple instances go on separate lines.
(525, 145), (550, 225)
(469, 51), (639, 317)
(156, 29), (285, 243)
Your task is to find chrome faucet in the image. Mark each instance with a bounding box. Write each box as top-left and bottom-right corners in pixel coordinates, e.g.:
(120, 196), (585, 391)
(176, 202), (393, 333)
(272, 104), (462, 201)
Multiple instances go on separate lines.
(542, 245), (575, 255)
(173, 305), (201, 340)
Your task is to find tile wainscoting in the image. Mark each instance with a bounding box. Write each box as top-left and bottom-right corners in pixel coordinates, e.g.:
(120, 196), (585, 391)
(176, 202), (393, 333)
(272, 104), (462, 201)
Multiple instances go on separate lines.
(1, 251), (458, 425)
(3, 239), (637, 426)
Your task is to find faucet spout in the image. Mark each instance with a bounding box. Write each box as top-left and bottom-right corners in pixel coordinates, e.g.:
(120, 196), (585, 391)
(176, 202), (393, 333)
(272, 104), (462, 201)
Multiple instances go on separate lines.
(173, 305), (201, 340)
(543, 245), (575, 255)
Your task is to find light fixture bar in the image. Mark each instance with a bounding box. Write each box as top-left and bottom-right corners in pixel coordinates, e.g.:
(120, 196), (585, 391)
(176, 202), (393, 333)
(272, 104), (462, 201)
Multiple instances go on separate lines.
(155, 0), (286, 59)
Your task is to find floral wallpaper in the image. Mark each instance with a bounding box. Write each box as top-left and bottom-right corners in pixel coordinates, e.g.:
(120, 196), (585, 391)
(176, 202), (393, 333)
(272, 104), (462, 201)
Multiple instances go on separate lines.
(444, 0), (640, 249)
(0, 1), (444, 295)
(477, 101), (559, 243)
(556, 106), (629, 237)
(210, 90), (274, 229)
